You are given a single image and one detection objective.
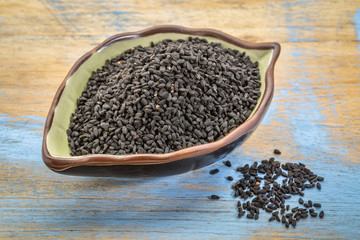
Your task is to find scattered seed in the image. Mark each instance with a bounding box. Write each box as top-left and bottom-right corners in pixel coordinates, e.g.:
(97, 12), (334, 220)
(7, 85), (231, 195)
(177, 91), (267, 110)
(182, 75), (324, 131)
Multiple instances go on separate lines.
(317, 176), (324, 181)
(247, 214), (254, 219)
(285, 221), (289, 228)
(209, 169), (219, 175)
(313, 203), (321, 208)
(274, 149), (281, 154)
(227, 176), (234, 181)
(224, 160), (232, 167)
(319, 211), (324, 218)
(209, 195), (220, 200)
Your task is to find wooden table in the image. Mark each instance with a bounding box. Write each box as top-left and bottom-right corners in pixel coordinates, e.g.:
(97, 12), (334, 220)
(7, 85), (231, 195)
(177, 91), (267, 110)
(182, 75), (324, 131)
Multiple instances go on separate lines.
(1, 0), (359, 239)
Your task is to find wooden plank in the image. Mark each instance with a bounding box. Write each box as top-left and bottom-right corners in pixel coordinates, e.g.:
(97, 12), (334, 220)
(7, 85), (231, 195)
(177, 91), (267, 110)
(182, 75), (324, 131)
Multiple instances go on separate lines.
(0, 0), (359, 239)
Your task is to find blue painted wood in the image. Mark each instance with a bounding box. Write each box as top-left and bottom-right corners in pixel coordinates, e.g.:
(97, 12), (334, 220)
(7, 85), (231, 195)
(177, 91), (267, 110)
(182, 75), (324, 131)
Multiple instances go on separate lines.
(0, 111), (359, 239)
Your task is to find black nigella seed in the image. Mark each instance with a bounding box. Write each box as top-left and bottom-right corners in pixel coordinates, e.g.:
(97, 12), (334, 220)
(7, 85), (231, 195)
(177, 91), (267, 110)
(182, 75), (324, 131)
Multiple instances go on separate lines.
(316, 182), (321, 190)
(67, 38), (262, 156)
(274, 149), (281, 155)
(209, 169), (219, 175)
(310, 212), (318, 217)
(227, 176), (233, 181)
(319, 211), (324, 218)
(246, 214), (254, 219)
(238, 211), (245, 217)
(317, 176), (324, 181)
(227, 160), (324, 229)
(224, 160), (232, 167)
(209, 195), (220, 200)
(285, 221), (289, 228)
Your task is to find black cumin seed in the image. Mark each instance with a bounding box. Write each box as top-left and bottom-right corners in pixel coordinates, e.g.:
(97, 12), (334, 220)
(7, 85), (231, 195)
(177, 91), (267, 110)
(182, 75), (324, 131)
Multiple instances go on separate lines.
(317, 176), (324, 181)
(227, 176), (233, 181)
(209, 169), (219, 175)
(299, 198), (304, 204)
(247, 214), (254, 219)
(209, 195), (220, 200)
(224, 160), (232, 167)
(268, 216), (275, 222)
(313, 203), (321, 208)
(316, 182), (321, 190)
(310, 212), (318, 217)
(274, 149), (281, 154)
(238, 211), (245, 217)
(319, 211), (324, 218)
(285, 221), (289, 228)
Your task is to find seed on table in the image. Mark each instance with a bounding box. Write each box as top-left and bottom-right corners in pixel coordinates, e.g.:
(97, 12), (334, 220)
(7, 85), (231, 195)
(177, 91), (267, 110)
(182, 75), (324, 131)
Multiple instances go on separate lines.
(227, 176), (233, 181)
(317, 176), (324, 181)
(209, 195), (220, 200)
(308, 200), (313, 207)
(224, 160), (232, 167)
(310, 212), (318, 217)
(319, 211), (324, 218)
(254, 213), (259, 220)
(247, 214), (254, 219)
(313, 203), (321, 208)
(299, 198), (304, 204)
(291, 219), (297, 227)
(316, 182), (321, 190)
(209, 169), (219, 175)
(238, 211), (245, 217)
(268, 216), (276, 222)
(274, 149), (281, 154)
(285, 221), (289, 228)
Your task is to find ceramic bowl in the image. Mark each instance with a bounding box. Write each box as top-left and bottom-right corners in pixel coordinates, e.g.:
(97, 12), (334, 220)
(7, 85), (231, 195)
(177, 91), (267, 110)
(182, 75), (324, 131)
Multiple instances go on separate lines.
(42, 25), (280, 177)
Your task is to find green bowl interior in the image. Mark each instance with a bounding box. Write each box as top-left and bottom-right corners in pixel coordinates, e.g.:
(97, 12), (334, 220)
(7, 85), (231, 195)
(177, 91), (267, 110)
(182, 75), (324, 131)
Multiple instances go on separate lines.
(47, 33), (274, 158)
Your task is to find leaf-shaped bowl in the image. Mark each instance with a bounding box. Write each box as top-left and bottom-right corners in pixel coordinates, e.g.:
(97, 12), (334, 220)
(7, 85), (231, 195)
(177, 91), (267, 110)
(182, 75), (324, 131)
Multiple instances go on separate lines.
(42, 25), (280, 177)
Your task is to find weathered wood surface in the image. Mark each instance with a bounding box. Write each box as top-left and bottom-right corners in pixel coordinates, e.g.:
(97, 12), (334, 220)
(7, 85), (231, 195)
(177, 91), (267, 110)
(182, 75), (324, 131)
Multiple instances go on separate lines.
(0, 0), (359, 239)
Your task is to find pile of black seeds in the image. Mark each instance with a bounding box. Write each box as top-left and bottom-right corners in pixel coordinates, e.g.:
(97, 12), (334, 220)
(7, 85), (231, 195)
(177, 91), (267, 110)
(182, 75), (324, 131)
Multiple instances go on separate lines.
(67, 37), (261, 156)
(208, 150), (325, 228)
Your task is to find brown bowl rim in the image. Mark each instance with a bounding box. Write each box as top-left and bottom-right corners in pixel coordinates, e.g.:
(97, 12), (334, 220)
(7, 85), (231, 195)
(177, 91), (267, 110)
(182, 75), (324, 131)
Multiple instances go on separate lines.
(42, 25), (281, 171)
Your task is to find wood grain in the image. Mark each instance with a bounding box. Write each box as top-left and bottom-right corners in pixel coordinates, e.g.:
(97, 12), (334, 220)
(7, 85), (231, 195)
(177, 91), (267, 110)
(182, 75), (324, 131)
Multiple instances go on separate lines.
(0, 0), (359, 239)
